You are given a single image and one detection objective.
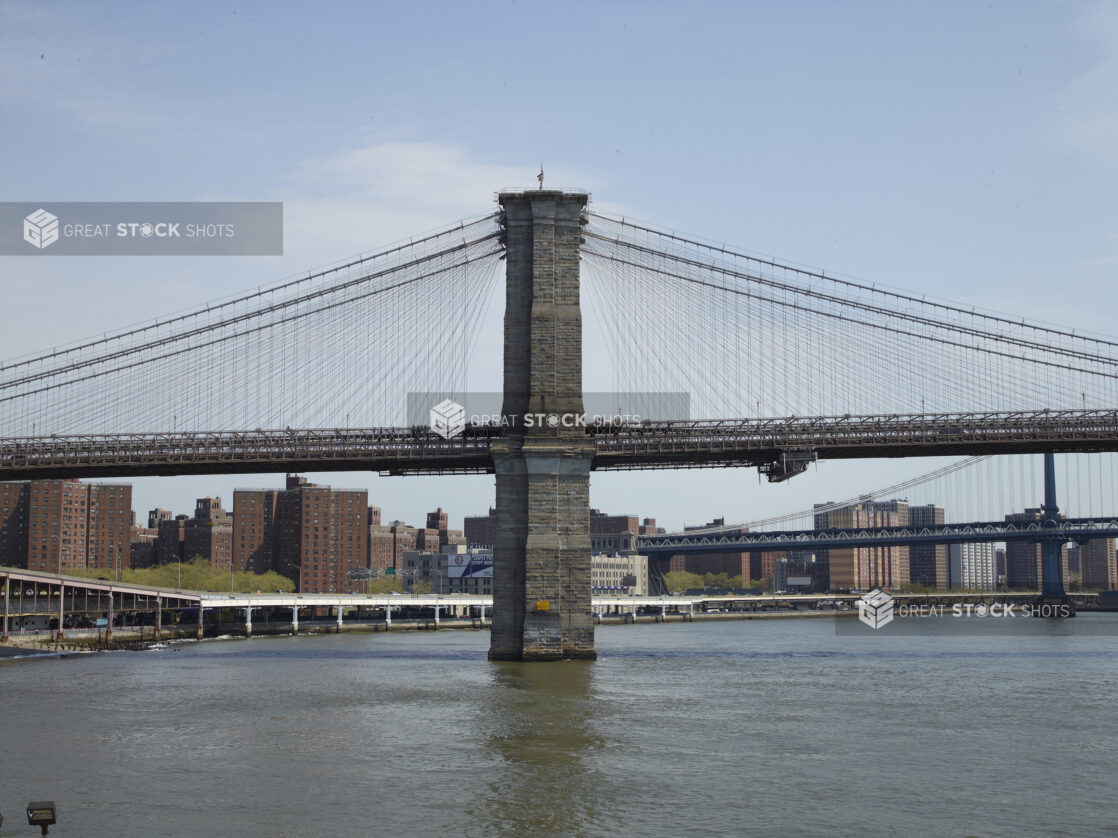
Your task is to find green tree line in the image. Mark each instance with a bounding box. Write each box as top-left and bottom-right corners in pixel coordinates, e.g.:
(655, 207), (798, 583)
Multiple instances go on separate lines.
(662, 571), (767, 593)
(70, 557), (296, 593)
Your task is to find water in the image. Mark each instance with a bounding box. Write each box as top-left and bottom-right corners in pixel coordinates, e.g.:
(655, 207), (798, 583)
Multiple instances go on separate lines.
(2, 617), (1117, 837)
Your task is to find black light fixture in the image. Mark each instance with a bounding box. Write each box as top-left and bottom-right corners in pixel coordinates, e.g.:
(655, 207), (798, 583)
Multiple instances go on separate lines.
(27, 800), (57, 835)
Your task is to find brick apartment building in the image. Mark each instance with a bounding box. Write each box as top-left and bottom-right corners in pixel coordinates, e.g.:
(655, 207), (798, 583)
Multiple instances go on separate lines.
(232, 475), (368, 593)
(908, 503), (948, 590)
(0, 479), (132, 574)
(1078, 537), (1117, 589)
(815, 500), (909, 591)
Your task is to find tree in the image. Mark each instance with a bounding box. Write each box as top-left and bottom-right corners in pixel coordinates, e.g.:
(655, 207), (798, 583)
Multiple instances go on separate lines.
(662, 571), (703, 593)
(702, 572), (732, 589)
(70, 559), (296, 593)
(366, 577), (403, 594)
(411, 580), (432, 595)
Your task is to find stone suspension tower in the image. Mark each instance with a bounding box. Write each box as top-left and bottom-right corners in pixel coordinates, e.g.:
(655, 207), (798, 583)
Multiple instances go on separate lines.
(488, 190), (596, 661)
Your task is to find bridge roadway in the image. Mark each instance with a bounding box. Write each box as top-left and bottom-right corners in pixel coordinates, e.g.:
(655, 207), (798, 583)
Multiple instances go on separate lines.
(1, 408), (1117, 480)
(1, 567), (1101, 642)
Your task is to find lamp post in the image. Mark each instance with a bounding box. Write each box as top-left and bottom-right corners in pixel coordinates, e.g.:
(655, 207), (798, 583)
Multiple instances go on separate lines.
(27, 801), (56, 835)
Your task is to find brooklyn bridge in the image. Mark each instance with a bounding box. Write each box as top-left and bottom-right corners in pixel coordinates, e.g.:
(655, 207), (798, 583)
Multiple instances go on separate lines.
(3, 190), (1117, 659)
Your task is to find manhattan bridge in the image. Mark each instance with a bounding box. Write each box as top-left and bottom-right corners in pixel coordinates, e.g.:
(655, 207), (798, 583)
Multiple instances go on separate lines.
(2, 190), (1118, 659)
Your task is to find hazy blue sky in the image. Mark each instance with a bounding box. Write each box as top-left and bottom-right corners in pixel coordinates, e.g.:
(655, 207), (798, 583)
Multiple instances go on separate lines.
(2, 1), (1116, 529)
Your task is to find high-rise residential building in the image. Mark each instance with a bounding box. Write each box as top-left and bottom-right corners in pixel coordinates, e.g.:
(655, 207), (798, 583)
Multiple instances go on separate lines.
(369, 520), (422, 574)
(816, 500), (909, 591)
(129, 524), (159, 569)
(1005, 509), (1069, 590)
(426, 508), (448, 532)
(86, 483), (132, 573)
(758, 551), (787, 584)
(1067, 543), (1081, 575)
(415, 527), (441, 553)
(150, 498), (233, 569)
(28, 480), (89, 573)
(908, 503), (948, 590)
(1079, 538), (1117, 590)
(815, 503), (867, 590)
(421, 507), (466, 552)
(948, 542), (997, 591)
(463, 507), (498, 548)
(862, 500), (910, 590)
(232, 489), (279, 574)
(1, 479), (132, 575)
(156, 515), (189, 565)
(0, 481), (30, 568)
(148, 508), (173, 529)
(232, 475), (368, 592)
(278, 476), (369, 594)
(182, 497), (233, 569)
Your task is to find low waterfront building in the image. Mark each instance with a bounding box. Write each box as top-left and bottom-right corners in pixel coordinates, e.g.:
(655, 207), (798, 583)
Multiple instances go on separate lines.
(402, 546), (493, 595)
(591, 553), (649, 596)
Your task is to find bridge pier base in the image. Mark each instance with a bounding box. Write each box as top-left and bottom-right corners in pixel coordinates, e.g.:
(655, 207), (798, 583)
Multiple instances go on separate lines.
(1037, 452), (1075, 617)
(106, 589), (114, 642)
(291, 606), (299, 634)
(490, 443), (596, 661)
(245, 606), (253, 637)
(154, 597), (162, 639)
(1033, 596), (1077, 617)
(55, 581), (64, 643)
(2, 574), (9, 642)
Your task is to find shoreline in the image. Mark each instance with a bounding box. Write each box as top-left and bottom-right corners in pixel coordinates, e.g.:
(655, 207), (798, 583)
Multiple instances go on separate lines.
(0, 608), (858, 657)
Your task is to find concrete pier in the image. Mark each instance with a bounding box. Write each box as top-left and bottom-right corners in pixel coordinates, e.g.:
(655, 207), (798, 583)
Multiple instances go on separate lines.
(489, 190), (596, 661)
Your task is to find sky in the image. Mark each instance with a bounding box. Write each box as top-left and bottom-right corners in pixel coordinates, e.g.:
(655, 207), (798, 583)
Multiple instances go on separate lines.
(1, 0), (1117, 531)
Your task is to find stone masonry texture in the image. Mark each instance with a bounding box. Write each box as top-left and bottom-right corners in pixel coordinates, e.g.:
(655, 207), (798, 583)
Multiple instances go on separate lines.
(489, 191), (595, 661)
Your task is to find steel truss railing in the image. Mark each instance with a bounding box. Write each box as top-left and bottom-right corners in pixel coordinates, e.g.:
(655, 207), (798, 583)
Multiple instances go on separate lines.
(638, 517), (1118, 554)
(1, 409), (1117, 480)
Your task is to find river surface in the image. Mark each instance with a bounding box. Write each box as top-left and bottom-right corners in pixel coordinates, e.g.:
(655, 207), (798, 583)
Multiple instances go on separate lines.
(1, 616), (1116, 837)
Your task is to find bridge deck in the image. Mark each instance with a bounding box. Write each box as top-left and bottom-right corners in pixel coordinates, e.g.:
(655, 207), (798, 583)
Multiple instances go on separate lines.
(1, 409), (1116, 480)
